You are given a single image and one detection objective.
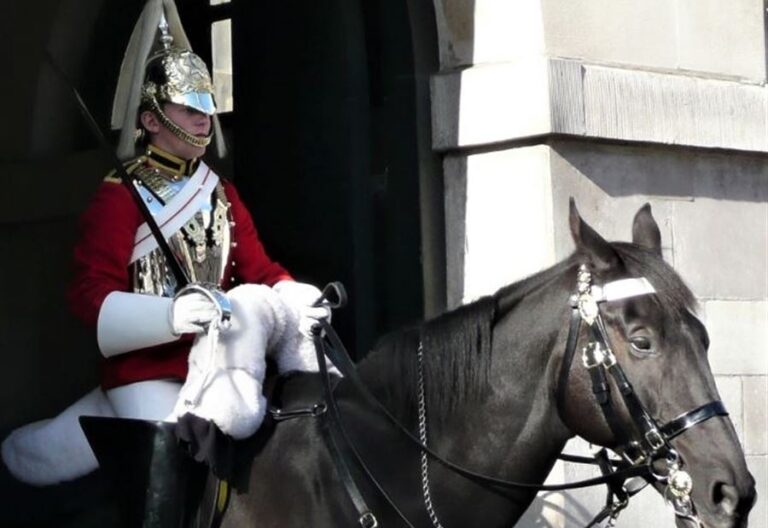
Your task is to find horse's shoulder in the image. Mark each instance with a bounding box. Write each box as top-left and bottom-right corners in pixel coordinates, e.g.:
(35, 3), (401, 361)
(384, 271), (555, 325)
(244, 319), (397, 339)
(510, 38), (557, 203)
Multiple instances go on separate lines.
(228, 371), (327, 490)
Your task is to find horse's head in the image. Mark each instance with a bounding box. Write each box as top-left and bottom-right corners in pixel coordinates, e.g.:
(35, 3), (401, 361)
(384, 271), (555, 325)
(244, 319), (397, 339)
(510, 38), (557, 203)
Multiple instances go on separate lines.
(559, 200), (756, 528)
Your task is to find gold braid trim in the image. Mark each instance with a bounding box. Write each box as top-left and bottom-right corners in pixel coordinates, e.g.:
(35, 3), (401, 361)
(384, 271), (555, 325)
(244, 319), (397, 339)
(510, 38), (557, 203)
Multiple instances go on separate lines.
(104, 159), (144, 184)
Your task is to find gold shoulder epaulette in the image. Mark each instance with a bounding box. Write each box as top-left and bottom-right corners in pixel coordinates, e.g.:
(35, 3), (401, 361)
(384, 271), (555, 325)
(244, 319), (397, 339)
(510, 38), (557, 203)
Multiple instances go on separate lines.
(103, 156), (146, 184)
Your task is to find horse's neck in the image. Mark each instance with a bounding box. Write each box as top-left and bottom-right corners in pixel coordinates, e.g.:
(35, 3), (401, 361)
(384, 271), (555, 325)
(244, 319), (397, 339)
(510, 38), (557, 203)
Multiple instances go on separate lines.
(344, 278), (575, 526)
(432, 281), (574, 484)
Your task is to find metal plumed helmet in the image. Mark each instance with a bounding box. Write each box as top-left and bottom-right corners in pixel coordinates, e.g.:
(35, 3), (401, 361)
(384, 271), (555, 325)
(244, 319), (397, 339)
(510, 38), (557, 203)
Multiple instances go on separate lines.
(140, 15), (217, 149)
(112, 0), (226, 159)
(143, 47), (217, 116)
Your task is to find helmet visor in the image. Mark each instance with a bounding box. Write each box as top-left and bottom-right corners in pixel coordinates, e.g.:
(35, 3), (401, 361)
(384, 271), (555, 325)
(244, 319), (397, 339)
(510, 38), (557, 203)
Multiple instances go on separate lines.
(170, 91), (217, 116)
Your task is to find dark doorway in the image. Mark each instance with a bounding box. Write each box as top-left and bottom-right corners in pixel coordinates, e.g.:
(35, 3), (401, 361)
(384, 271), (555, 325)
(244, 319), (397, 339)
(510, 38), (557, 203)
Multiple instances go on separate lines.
(180, 0), (442, 356)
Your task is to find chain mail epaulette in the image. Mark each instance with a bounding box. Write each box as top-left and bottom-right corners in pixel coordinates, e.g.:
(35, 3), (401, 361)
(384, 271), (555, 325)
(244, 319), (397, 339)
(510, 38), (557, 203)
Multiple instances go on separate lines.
(131, 162), (184, 205)
(103, 156), (146, 184)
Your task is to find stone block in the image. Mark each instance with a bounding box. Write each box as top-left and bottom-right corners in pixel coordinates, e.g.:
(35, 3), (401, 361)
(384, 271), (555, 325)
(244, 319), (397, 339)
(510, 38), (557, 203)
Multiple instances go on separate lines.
(460, 145), (556, 302)
(433, 0), (547, 69)
(547, 141), (768, 299)
(557, 442), (767, 527)
(541, 0), (764, 80)
(519, 459), (566, 528)
(432, 58), (552, 150)
(561, 455), (606, 527)
(541, 0), (678, 72)
(747, 455), (767, 528)
(561, 449), (672, 527)
(674, 200), (768, 300)
(433, 58), (768, 153)
(676, 0), (766, 82)
(581, 65), (768, 152)
(604, 484), (673, 528)
(744, 377), (768, 456)
(705, 302), (768, 376)
(548, 60), (586, 136)
(715, 376), (744, 447)
(433, 0), (766, 81)
(549, 142), (686, 261)
(472, 0), (546, 66)
(692, 156), (768, 203)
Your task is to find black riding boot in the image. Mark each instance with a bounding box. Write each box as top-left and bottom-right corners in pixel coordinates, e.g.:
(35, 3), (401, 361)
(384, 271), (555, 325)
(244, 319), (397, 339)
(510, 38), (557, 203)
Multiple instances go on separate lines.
(80, 416), (207, 528)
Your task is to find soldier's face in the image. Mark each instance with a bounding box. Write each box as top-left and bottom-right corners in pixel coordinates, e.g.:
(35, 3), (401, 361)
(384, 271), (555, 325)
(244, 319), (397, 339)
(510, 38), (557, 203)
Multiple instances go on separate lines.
(141, 103), (212, 160)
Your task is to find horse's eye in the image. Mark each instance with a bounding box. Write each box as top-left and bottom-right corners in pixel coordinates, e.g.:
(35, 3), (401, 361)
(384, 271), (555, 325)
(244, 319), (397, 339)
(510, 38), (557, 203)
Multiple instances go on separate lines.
(630, 336), (653, 354)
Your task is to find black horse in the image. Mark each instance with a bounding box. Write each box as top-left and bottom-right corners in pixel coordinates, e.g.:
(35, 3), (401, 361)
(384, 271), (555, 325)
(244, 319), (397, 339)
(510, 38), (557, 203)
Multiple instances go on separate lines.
(222, 202), (755, 528)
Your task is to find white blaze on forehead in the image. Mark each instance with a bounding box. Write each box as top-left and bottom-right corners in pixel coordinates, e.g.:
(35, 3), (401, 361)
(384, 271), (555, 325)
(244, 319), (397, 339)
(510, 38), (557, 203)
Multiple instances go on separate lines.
(592, 277), (656, 303)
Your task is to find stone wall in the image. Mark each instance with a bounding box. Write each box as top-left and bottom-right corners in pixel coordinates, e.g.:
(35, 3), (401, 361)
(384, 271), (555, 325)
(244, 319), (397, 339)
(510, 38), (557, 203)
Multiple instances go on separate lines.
(432, 0), (767, 525)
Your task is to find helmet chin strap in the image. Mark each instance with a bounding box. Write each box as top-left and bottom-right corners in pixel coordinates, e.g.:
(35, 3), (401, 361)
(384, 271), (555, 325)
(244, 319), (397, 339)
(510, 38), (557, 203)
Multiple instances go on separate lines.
(148, 97), (212, 149)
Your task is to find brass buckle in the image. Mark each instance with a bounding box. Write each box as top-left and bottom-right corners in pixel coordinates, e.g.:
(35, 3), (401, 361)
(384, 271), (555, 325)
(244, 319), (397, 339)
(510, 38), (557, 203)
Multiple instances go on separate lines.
(645, 429), (665, 452)
(582, 342), (607, 369)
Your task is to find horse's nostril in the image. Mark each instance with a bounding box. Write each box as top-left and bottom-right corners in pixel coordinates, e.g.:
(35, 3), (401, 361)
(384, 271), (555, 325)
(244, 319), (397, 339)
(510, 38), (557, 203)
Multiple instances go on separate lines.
(737, 482), (757, 518)
(712, 482), (740, 516)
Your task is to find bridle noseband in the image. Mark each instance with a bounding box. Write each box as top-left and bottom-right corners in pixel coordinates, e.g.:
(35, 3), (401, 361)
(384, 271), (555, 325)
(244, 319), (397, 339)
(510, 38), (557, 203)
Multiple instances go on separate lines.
(556, 265), (729, 525)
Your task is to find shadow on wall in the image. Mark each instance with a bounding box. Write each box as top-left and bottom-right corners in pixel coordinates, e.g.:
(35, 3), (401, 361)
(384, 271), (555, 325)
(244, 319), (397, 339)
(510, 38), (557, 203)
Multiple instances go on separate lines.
(549, 138), (768, 299)
(548, 138), (768, 252)
(553, 139), (768, 204)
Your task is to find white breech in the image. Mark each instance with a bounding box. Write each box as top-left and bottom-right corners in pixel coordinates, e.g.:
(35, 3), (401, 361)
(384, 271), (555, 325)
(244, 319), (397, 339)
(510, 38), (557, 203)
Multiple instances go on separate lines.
(106, 380), (182, 421)
(1, 381), (182, 487)
(1, 388), (115, 486)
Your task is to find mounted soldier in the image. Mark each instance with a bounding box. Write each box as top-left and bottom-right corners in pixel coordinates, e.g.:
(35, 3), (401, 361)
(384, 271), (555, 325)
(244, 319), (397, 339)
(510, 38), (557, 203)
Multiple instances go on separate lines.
(1, 0), (332, 524)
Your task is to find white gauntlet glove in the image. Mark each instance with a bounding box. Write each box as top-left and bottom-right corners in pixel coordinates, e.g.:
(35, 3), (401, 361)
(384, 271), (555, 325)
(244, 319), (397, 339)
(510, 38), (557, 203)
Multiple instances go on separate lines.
(96, 289), (226, 357)
(273, 280), (331, 335)
(272, 280), (338, 375)
(171, 292), (221, 335)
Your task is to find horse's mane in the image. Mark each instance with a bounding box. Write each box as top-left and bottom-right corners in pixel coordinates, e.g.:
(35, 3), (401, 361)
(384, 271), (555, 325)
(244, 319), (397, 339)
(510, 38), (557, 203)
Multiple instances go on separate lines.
(365, 259), (576, 423)
(363, 242), (696, 423)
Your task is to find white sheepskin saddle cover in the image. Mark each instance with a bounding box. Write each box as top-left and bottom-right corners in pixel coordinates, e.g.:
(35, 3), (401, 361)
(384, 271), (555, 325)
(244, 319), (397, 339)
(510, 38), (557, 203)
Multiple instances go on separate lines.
(1, 282), (330, 486)
(173, 283), (329, 439)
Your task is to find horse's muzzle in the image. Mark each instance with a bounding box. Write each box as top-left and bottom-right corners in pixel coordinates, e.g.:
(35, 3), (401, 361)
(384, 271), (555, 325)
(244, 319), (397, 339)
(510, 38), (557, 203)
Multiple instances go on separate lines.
(685, 472), (757, 528)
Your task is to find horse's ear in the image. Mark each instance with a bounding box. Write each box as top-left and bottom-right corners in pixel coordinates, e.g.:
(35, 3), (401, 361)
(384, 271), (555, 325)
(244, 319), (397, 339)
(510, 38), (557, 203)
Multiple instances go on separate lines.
(631, 203), (662, 255)
(569, 198), (618, 271)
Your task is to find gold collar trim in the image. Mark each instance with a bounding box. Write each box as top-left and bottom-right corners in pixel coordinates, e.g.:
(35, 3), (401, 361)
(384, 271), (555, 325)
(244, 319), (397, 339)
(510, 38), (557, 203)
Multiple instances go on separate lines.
(146, 144), (199, 178)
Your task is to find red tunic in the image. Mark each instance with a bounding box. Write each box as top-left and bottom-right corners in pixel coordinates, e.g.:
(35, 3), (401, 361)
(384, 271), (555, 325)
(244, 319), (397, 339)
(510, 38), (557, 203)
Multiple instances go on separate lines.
(68, 176), (292, 389)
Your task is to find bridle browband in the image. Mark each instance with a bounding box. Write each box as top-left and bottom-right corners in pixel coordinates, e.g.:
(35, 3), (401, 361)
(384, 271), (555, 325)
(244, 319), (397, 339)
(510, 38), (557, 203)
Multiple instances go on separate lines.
(281, 277), (729, 528)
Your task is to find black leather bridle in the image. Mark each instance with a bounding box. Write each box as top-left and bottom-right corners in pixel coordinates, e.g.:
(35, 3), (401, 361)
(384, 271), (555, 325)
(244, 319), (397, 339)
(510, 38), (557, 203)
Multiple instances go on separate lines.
(554, 265), (728, 525)
(556, 266), (728, 461)
(278, 277), (729, 527)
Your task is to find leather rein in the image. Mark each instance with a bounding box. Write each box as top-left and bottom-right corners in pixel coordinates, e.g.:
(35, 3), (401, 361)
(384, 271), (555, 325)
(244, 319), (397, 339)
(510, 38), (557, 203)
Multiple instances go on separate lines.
(277, 276), (728, 527)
